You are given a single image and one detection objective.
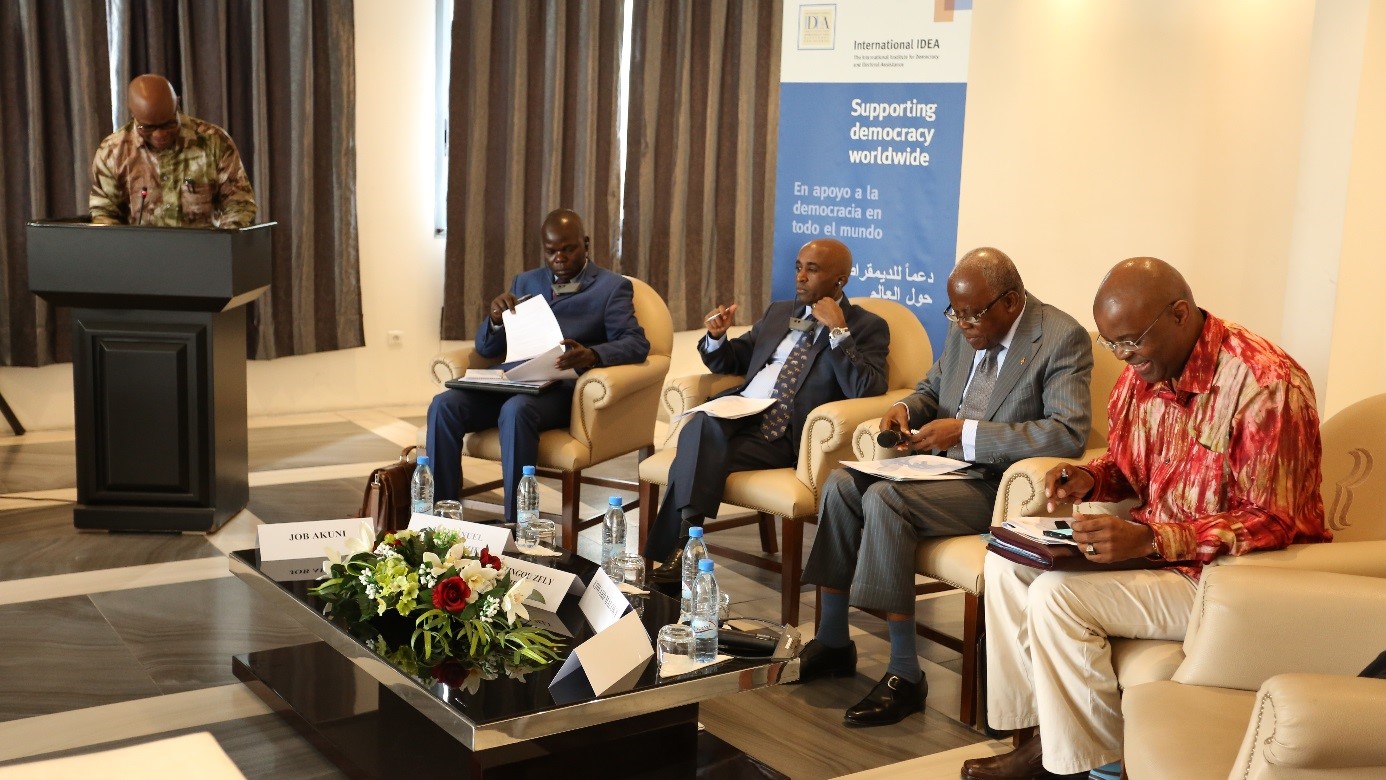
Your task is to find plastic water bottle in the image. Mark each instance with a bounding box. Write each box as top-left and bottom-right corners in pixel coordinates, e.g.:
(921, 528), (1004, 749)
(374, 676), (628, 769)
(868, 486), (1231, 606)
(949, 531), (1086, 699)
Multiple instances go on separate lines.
(516, 465), (540, 537)
(680, 526), (709, 622)
(410, 455), (434, 516)
(602, 496), (626, 576)
(690, 558), (720, 662)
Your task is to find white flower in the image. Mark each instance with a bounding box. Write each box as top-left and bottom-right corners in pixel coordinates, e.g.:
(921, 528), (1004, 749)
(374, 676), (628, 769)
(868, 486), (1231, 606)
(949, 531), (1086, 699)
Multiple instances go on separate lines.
(455, 559), (498, 599)
(501, 577), (536, 625)
(422, 551), (450, 577)
(325, 523), (377, 566)
(443, 542), (474, 567)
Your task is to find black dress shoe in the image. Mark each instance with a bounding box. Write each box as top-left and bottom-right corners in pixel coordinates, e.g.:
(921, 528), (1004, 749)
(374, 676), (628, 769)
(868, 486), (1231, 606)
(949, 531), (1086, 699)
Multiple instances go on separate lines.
(649, 545), (684, 581)
(789, 639), (857, 684)
(843, 672), (925, 727)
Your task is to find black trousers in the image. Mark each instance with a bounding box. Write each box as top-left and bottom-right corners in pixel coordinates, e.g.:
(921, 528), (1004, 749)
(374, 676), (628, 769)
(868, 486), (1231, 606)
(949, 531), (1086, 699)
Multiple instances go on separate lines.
(643, 411), (796, 559)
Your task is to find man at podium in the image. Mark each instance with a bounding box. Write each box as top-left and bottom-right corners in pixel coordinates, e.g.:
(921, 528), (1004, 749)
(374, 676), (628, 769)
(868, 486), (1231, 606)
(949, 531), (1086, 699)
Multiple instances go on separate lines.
(89, 74), (257, 229)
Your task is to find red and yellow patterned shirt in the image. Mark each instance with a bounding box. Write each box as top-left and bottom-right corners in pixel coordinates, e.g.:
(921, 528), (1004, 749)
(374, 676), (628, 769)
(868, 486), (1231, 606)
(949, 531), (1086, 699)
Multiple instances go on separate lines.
(1080, 312), (1328, 576)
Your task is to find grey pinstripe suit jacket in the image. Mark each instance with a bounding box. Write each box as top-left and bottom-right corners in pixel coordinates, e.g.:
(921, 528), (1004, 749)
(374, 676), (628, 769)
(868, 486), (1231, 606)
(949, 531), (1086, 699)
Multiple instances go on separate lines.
(900, 291), (1094, 473)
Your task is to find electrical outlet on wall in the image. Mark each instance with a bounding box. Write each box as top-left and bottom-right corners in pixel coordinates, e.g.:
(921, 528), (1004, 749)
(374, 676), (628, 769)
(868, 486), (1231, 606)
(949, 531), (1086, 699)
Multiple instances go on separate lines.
(387, 330), (404, 347)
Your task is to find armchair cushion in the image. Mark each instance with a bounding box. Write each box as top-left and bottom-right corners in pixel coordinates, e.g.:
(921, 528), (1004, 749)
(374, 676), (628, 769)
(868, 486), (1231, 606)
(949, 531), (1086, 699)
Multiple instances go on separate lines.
(1121, 680), (1253, 780)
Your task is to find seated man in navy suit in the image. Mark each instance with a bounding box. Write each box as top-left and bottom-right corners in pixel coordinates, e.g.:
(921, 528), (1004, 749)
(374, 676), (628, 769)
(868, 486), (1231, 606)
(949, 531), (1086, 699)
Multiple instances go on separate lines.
(643, 238), (890, 571)
(427, 208), (650, 519)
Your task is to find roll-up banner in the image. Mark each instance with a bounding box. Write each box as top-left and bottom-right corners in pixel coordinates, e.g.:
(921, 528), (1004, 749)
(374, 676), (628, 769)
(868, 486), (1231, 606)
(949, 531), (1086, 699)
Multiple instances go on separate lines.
(772, 1), (972, 350)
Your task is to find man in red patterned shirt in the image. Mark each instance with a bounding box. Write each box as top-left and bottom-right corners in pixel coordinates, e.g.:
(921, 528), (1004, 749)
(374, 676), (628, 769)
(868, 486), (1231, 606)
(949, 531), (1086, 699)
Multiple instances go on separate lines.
(963, 257), (1329, 780)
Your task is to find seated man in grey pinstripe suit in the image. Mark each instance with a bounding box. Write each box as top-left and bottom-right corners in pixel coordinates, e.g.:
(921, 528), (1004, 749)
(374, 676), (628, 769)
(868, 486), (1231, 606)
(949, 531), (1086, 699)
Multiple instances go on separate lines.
(797, 248), (1094, 728)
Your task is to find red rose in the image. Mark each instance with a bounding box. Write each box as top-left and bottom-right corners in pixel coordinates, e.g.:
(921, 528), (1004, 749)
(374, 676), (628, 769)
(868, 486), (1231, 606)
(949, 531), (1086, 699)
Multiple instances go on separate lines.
(432, 576), (471, 612)
(478, 547), (502, 570)
(431, 659), (470, 688)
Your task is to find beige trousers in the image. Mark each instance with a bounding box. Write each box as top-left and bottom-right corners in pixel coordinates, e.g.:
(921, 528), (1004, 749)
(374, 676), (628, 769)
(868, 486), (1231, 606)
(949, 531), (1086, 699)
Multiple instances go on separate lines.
(983, 554), (1196, 775)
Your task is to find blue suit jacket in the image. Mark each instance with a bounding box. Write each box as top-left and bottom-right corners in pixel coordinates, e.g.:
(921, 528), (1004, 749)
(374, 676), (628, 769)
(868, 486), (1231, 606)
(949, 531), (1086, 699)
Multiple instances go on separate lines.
(700, 298), (890, 449)
(474, 262), (650, 377)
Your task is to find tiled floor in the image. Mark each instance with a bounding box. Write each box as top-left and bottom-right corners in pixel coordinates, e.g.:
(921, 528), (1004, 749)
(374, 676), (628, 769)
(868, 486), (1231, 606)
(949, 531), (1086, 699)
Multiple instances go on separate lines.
(0, 409), (991, 778)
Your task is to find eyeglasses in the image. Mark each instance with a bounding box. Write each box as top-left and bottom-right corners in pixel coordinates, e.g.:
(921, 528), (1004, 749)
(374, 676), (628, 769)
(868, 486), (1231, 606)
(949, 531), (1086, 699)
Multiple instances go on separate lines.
(135, 118), (179, 137)
(944, 290), (1014, 326)
(1096, 301), (1178, 357)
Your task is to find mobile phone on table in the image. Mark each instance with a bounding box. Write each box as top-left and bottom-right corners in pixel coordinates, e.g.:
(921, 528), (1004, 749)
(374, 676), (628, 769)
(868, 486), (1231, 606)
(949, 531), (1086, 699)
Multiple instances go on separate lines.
(1043, 520), (1074, 540)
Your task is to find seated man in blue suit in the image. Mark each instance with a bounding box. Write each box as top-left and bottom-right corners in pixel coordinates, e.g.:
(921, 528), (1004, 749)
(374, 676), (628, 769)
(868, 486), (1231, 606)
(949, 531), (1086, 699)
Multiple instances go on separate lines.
(643, 238), (890, 571)
(427, 208), (650, 519)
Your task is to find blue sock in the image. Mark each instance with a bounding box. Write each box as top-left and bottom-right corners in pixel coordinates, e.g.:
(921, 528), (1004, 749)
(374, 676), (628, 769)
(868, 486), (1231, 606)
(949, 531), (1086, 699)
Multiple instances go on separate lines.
(886, 618), (922, 683)
(1089, 761), (1121, 780)
(815, 591), (851, 647)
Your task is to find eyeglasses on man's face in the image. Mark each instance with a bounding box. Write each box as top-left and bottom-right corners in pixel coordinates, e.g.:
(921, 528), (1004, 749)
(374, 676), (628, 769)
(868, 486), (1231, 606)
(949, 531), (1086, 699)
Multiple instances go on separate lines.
(135, 118), (179, 137)
(944, 290), (1014, 327)
(1096, 300), (1178, 357)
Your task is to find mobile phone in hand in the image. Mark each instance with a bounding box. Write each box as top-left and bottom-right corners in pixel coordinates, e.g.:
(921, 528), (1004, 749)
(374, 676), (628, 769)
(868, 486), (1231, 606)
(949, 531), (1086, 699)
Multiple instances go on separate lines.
(1043, 520), (1074, 540)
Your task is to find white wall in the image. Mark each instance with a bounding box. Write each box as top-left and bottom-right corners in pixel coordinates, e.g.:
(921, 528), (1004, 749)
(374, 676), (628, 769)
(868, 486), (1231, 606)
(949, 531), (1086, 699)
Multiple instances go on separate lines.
(2, 0), (1382, 431)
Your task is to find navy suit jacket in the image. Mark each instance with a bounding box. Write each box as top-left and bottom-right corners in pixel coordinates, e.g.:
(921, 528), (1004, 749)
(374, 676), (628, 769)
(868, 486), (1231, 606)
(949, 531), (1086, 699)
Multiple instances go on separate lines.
(474, 261), (650, 379)
(700, 298), (890, 450)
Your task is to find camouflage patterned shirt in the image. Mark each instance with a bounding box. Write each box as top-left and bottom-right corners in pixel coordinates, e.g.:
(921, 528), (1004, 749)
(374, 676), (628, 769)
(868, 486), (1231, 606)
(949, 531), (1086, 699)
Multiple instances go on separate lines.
(89, 113), (257, 228)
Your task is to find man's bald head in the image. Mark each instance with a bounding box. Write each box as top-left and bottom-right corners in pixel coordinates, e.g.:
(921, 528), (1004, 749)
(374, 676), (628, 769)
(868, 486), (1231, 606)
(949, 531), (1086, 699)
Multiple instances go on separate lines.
(1093, 257), (1204, 383)
(540, 208), (591, 282)
(951, 247), (1024, 297)
(128, 74), (178, 126)
(793, 239), (852, 305)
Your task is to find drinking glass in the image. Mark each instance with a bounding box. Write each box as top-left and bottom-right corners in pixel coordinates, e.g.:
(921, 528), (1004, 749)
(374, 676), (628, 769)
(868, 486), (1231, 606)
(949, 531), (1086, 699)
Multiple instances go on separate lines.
(717, 592), (732, 623)
(520, 518), (557, 548)
(614, 553), (645, 589)
(433, 500), (463, 520)
(656, 624), (695, 667)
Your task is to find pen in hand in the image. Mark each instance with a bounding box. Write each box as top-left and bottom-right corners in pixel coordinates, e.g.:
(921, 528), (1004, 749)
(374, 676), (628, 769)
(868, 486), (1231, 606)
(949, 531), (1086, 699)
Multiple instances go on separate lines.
(705, 308), (725, 324)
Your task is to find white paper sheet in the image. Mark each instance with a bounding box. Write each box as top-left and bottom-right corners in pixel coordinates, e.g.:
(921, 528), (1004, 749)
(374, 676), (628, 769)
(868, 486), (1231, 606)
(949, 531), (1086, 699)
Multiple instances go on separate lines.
(502, 295), (566, 363)
(500, 345), (578, 382)
(1001, 516), (1079, 546)
(675, 395), (775, 421)
(840, 454), (976, 481)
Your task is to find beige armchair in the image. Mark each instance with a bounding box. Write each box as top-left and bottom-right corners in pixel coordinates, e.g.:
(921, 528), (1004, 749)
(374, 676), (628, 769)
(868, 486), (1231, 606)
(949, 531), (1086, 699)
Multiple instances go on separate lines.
(636, 298), (932, 626)
(1109, 392), (1386, 693)
(843, 331), (1124, 725)
(428, 277), (673, 552)
(1123, 566), (1386, 779)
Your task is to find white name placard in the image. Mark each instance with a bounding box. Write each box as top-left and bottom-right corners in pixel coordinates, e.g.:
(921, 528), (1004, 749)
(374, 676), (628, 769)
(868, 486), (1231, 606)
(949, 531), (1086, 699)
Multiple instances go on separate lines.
(549, 610), (653, 696)
(258, 518), (373, 562)
(501, 554), (584, 609)
(408, 514), (515, 554)
(578, 568), (629, 634)
(524, 606), (573, 638)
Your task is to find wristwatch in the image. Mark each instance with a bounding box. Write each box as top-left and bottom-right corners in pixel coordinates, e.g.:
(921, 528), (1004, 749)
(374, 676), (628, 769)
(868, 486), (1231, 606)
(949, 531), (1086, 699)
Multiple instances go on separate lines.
(829, 326), (851, 341)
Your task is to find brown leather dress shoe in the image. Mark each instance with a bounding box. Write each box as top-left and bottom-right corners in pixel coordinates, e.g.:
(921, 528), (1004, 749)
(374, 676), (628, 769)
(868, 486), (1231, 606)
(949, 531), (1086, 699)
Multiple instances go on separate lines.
(961, 733), (1045, 780)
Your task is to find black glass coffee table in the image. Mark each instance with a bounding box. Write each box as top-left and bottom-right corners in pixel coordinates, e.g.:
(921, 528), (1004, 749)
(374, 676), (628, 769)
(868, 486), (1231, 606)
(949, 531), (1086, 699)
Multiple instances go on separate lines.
(229, 547), (798, 778)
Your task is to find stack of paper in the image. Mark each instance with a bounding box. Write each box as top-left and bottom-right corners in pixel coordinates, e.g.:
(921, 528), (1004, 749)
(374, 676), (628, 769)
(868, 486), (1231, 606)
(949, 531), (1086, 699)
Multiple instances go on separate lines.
(840, 454), (975, 481)
(1001, 516), (1078, 546)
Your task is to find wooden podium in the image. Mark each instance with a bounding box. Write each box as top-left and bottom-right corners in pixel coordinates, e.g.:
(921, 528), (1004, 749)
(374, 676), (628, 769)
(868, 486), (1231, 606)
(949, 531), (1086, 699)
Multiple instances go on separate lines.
(27, 219), (274, 533)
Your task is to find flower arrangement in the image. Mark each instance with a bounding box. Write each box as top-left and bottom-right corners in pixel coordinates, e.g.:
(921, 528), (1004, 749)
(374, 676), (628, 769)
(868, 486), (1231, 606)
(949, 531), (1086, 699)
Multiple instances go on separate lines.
(312, 527), (564, 678)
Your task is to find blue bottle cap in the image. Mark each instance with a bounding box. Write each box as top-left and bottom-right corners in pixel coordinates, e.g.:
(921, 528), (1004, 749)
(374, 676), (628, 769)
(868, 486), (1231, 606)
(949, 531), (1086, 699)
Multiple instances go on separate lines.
(522, 465), (536, 475)
(417, 455), (430, 466)
(688, 527), (704, 538)
(608, 496), (622, 506)
(698, 559), (714, 572)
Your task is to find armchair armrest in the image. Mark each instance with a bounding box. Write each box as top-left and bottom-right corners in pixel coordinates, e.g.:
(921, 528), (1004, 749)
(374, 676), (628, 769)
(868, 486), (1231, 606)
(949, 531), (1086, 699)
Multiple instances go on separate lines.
(429, 344), (497, 385)
(1205, 539), (1386, 580)
(991, 449), (1117, 523)
(657, 373), (743, 448)
(570, 358), (671, 454)
(849, 389), (920, 459)
(1234, 674), (1386, 772)
(1175, 567), (1386, 690)
(797, 394), (908, 498)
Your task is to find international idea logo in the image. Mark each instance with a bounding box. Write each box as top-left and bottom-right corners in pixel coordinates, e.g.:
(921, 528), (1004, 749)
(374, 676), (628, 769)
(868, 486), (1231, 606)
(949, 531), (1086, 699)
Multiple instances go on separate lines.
(798, 4), (836, 50)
